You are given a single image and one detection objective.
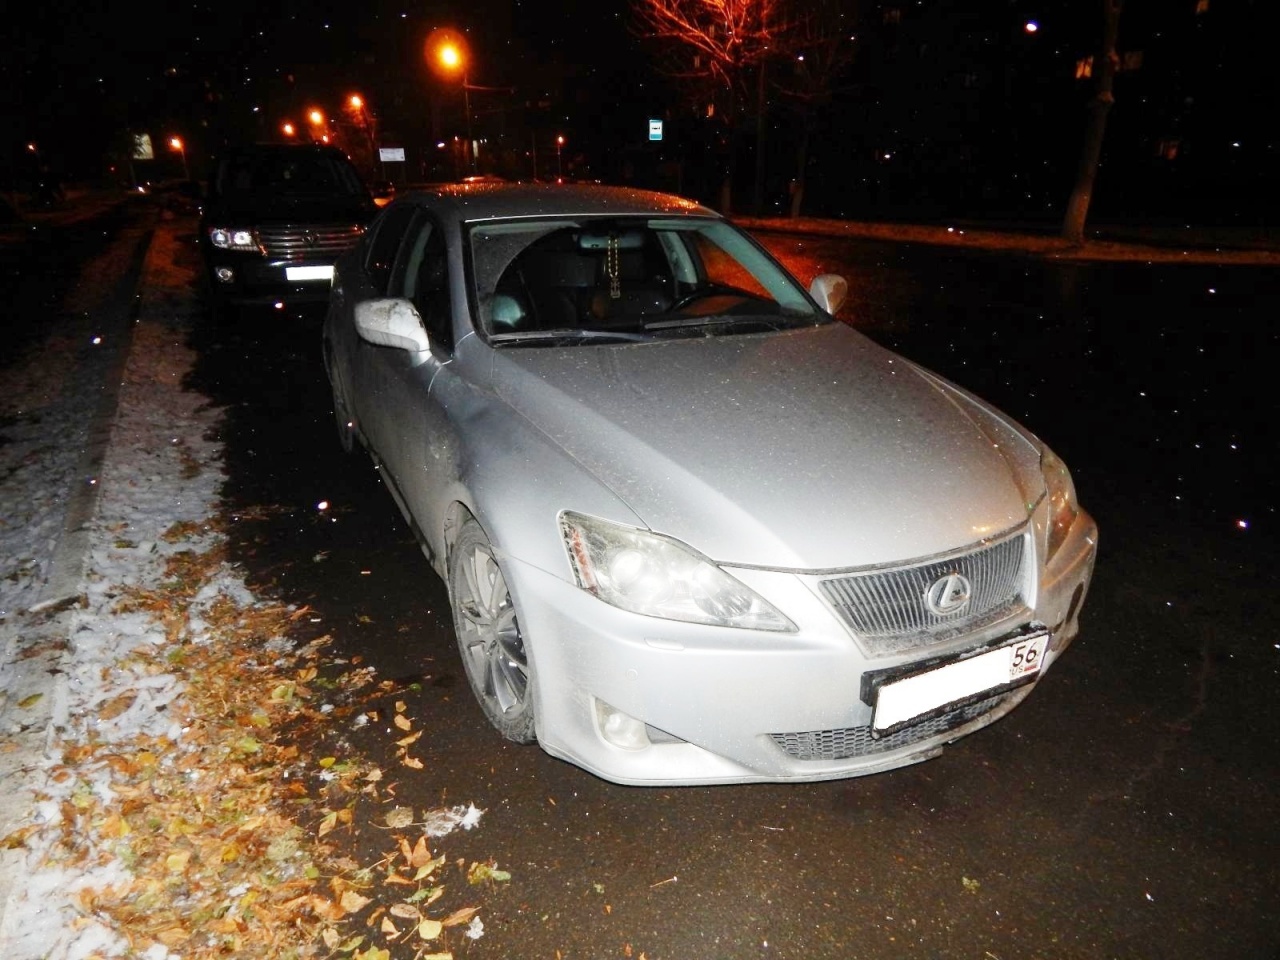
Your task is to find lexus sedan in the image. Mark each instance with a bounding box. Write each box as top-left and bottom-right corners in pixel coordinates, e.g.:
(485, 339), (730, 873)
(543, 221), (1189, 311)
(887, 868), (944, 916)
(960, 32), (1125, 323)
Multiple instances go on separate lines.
(322, 183), (1097, 786)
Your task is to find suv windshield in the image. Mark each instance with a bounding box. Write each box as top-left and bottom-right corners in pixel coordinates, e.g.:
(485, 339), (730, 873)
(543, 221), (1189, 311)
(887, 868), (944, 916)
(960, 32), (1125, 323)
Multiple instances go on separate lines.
(216, 150), (366, 199)
(469, 217), (826, 344)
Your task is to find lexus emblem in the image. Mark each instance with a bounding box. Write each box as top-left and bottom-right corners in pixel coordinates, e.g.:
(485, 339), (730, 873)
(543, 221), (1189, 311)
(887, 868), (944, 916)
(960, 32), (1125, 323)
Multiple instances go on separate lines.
(925, 573), (971, 616)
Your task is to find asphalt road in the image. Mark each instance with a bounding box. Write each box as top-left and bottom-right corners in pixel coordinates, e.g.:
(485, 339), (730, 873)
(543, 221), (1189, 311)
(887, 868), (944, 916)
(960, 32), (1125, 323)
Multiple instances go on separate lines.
(180, 223), (1280, 960)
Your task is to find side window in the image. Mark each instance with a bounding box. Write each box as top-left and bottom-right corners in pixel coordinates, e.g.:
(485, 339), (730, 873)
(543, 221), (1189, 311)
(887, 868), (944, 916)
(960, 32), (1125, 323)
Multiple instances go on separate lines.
(390, 215), (454, 353)
(364, 204), (417, 296)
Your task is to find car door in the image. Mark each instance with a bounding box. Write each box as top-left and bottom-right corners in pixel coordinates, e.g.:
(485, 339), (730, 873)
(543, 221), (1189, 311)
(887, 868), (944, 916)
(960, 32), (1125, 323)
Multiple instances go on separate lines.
(360, 211), (458, 558)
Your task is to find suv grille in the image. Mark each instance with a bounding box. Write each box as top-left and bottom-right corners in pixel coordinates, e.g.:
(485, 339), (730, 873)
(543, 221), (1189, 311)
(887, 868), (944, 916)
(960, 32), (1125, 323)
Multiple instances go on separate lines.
(818, 532), (1028, 656)
(771, 692), (1012, 761)
(258, 224), (365, 262)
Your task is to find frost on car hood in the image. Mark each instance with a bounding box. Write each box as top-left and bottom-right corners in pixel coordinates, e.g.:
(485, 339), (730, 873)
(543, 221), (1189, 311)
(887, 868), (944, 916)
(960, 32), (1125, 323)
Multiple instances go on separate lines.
(491, 324), (1041, 570)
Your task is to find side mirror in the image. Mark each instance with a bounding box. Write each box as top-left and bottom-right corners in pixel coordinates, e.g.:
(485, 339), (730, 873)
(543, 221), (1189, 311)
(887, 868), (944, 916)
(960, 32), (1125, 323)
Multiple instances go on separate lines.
(354, 298), (430, 353)
(809, 274), (848, 316)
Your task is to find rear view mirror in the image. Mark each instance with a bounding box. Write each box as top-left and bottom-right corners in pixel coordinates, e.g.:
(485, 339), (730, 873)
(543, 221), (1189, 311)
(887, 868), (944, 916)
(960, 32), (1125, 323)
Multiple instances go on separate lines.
(809, 274), (848, 315)
(354, 298), (430, 353)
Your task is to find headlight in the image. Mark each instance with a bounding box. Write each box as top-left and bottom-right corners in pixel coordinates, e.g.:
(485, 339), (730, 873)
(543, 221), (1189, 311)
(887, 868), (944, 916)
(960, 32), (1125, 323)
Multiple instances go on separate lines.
(208, 227), (260, 252)
(560, 512), (795, 632)
(1041, 446), (1079, 561)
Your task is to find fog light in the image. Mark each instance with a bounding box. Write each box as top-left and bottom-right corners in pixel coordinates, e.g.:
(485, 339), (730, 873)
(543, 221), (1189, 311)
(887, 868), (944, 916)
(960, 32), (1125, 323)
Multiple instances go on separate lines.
(596, 700), (649, 751)
(214, 266), (234, 284)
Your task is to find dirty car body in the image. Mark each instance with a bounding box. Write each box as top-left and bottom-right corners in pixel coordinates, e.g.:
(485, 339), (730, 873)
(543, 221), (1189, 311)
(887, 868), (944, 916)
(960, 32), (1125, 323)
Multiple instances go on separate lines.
(322, 183), (1097, 786)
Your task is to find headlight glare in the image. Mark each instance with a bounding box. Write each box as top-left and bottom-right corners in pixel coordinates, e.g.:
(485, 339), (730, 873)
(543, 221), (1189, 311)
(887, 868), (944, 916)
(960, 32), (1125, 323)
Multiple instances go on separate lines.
(561, 512), (794, 632)
(1042, 446), (1079, 561)
(209, 227), (260, 251)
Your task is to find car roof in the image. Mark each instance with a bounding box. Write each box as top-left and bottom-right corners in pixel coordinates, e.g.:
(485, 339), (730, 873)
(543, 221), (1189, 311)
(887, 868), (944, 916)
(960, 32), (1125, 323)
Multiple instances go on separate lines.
(395, 182), (720, 223)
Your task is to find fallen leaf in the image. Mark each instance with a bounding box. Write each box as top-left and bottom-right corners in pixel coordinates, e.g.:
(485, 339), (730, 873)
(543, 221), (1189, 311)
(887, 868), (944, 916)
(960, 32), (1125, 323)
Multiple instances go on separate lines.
(402, 755), (424, 770)
(380, 916), (399, 936)
(340, 890), (373, 914)
(441, 906), (480, 927)
(165, 849), (192, 873)
(396, 730), (423, 747)
(389, 903), (421, 920)
(385, 806), (415, 829)
(17, 693), (42, 709)
(417, 918), (443, 940)
(393, 714), (412, 731)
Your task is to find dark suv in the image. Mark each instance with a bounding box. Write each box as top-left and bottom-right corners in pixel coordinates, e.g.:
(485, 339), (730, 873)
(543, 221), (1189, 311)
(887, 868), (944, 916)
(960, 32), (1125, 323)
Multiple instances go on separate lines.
(200, 143), (377, 310)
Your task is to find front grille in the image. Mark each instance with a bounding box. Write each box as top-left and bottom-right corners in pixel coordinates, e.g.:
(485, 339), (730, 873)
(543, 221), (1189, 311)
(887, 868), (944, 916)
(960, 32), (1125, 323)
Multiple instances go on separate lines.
(818, 532), (1028, 656)
(258, 224), (365, 262)
(770, 693), (1011, 761)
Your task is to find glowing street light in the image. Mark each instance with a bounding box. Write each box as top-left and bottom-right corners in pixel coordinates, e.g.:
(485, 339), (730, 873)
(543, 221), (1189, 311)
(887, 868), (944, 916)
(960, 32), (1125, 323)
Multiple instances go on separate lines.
(169, 136), (189, 179)
(427, 28), (475, 171)
(282, 121), (296, 137)
(556, 135), (565, 179)
(308, 109), (325, 127)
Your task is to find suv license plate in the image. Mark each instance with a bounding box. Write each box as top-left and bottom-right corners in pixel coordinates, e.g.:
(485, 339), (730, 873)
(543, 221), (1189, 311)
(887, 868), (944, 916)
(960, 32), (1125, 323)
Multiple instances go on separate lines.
(874, 634), (1048, 734)
(286, 265), (334, 281)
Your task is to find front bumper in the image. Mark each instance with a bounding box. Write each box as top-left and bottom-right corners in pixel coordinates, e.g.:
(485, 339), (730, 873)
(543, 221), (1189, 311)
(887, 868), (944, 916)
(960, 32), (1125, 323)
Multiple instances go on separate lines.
(504, 510), (1097, 786)
(204, 251), (338, 305)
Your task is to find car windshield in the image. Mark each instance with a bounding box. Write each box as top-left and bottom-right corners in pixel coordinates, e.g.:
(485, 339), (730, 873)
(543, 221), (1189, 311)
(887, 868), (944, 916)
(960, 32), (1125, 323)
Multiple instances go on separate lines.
(217, 152), (366, 198)
(468, 217), (827, 344)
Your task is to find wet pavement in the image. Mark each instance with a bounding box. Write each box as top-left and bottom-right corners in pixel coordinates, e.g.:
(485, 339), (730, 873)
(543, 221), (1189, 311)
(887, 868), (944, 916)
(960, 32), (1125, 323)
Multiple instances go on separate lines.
(182, 227), (1278, 959)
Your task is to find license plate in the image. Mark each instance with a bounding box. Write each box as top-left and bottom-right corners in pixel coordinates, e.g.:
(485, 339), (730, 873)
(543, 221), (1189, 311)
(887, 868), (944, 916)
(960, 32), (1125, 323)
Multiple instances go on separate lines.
(285, 265), (334, 281)
(873, 634), (1048, 734)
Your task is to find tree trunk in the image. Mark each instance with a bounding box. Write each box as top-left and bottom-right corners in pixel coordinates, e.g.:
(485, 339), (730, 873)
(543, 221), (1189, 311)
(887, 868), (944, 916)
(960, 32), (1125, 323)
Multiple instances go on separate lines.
(789, 126), (810, 219)
(752, 62), (767, 215)
(1062, 0), (1123, 244)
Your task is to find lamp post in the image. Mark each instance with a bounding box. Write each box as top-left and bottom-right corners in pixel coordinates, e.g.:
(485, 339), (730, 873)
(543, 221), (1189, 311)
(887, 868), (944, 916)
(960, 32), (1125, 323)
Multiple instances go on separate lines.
(433, 37), (474, 171)
(556, 135), (565, 180)
(169, 136), (189, 180)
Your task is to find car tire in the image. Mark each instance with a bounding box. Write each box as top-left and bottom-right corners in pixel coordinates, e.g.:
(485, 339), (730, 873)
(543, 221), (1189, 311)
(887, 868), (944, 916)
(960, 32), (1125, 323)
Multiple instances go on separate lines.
(448, 519), (537, 744)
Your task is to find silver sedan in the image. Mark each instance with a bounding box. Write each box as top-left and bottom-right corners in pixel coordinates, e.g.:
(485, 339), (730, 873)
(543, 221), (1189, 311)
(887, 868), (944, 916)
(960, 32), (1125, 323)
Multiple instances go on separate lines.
(322, 183), (1097, 786)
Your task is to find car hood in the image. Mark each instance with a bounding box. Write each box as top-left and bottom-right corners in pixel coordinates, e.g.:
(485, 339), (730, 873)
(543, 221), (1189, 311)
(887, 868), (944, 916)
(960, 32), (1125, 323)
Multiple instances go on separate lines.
(490, 324), (1043, 569)
(205, 193), (375, 225)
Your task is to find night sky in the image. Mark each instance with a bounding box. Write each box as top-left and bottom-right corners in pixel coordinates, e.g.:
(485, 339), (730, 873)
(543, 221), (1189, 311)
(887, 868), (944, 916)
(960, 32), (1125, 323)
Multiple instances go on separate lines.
(3, 0), (1274, 225)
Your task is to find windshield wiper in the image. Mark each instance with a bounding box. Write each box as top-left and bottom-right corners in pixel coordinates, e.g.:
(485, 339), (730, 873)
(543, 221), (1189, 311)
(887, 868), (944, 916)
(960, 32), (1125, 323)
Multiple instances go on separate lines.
(643, 314), (812, 332)
(489, 328), (654, 346)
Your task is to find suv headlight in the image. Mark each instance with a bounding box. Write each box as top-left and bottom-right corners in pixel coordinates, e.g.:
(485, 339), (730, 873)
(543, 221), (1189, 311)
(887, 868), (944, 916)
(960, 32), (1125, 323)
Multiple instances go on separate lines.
(208, 227), (261, 252)
(1042, 446), (1080, 562)
(561, 512), (795, 632)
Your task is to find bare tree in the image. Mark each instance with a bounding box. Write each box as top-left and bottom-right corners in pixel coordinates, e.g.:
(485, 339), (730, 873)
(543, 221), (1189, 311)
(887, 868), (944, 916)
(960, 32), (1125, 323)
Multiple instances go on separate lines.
(772, 0), (858, 217)
(1062, 0), (1123, 244)
(631, 0), (795, 213)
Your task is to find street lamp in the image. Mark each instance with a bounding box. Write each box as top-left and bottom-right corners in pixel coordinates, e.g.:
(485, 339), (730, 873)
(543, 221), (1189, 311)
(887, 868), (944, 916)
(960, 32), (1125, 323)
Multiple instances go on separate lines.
(427, 29), (476, 171)
(282, 121), (296, 138)
(556, 135), (565, 180)
(169, 136), (189, 180)
(307, 109), (326, 142)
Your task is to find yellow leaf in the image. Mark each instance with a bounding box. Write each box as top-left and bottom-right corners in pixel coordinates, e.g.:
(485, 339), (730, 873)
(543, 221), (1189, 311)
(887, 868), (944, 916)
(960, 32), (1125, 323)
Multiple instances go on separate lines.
(17, 693), (42, 709)
(166, 849), (192, 873)
(380, 917), (399, 936)
(393, 714), (412, 731)
(364, 767), (384, 782)
(318, 812), (339, 837)
(340, 890), (373, 914)
(402, 755), (424, 770)
(395, 701), (407, 713)
(420, 953), (453, 960)
(318, 756), (337, 768)
(354, 948), (389, 960)
(413, 855), (445, 881)
(321, 927), (340, 949)
(417, 919), (443, 941)
(396, 730), (423, 747)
